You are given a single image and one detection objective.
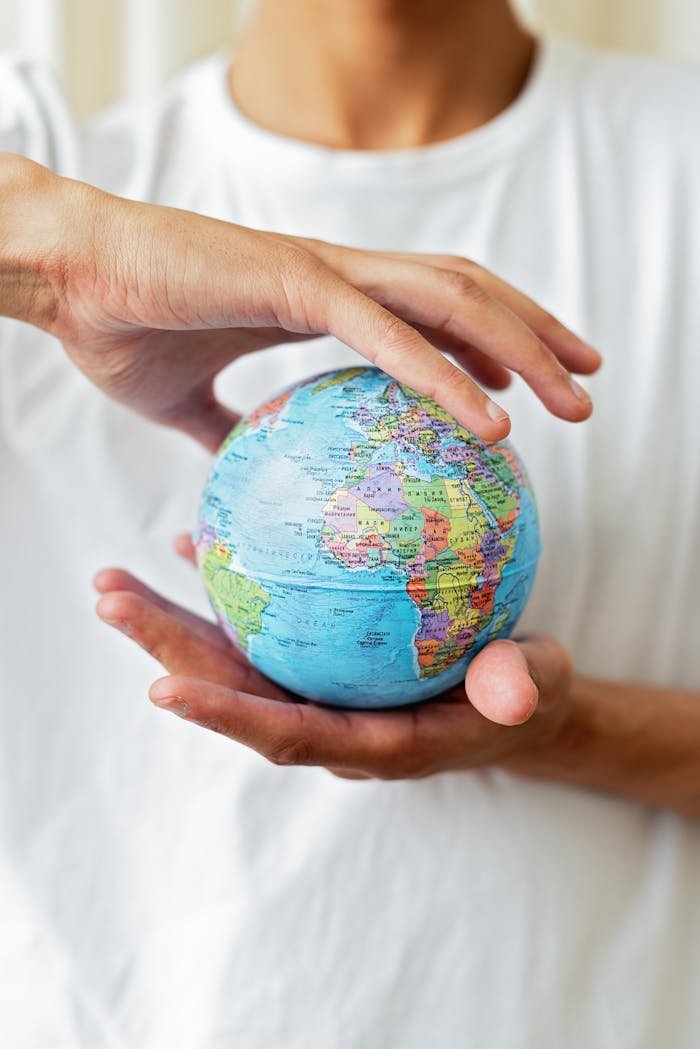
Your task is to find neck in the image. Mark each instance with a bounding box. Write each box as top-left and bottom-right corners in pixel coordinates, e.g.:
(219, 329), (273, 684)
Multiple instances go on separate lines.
(231, 0), (535, 150)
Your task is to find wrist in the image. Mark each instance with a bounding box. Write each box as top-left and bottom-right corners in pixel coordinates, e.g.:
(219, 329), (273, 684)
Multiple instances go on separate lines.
(501, 673), (653, 797)
(0, 153), (76, 331)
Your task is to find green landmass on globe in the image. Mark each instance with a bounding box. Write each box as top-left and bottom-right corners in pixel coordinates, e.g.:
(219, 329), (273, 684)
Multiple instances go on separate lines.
(195, 367), (541, 709)
(200, 543), (270, 649)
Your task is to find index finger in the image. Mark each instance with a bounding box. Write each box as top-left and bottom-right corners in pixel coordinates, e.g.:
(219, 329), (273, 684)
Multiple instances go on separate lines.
(313, 271), (512, 441)
(320, 260), (593, 427)
(149, 675), (415, 773)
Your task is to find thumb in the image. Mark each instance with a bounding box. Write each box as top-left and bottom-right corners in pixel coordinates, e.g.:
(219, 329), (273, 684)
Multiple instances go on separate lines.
(465, 636), (571, 726)
(170, 398), (240, 454)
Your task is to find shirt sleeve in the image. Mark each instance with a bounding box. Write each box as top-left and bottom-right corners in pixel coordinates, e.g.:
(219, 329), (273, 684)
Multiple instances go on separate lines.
(0, 52), (79, 176)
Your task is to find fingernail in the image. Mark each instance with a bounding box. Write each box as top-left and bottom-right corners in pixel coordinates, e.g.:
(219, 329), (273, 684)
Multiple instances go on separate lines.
(486, 400), (508, 423)
(569, 377), (591, 404)
(151, 694), (189, 718)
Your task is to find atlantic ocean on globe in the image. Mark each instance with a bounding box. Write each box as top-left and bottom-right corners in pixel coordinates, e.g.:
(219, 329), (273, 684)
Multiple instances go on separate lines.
(195, 367), (541, 709)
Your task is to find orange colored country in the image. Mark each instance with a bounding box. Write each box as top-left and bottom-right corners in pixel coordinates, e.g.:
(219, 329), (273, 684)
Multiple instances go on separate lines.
(246, 389), (293, 429)
(471, 585), (496, 613)
(416, 639), (442, 668)
(407, 576), (429, 604)
(421, 509), (451, 557)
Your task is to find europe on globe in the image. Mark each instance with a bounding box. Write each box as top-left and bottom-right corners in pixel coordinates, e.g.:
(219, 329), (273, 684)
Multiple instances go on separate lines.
(195, 367), (541, 708)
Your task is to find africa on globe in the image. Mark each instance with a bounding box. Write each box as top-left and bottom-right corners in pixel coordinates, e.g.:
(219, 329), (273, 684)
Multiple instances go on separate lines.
(195, 367), (541, 709)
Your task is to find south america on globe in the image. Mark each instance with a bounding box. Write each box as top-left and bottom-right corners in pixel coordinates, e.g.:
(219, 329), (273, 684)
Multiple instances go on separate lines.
(195, 367), (541, 708)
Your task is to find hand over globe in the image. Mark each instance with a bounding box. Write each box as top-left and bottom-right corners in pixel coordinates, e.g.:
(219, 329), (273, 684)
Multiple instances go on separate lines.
(195, 367), (541, 708)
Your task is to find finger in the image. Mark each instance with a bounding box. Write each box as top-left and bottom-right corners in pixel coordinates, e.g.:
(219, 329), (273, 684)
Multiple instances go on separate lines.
(515, 634), (573, 712)
(433, 343), (512, 391)
(465, 639), (540, 726)
(168, 397), (240, 454)
(149, 675), (419, 773)
(174, 533), (197, 567)
(375, 251), (602, 375)
(333, 258), (594, 423)
(327, 769), (372, 780)
(404, 322), (513, 390)
(94, 567), (230, 652)
(452, 347), (512, 391)
(312, 272), (511, 440)
(95, 589), (283, 698)
(462, 266), (602, 375)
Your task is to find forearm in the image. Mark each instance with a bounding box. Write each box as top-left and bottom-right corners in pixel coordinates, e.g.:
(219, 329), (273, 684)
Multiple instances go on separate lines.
(507, 675), (700, 818)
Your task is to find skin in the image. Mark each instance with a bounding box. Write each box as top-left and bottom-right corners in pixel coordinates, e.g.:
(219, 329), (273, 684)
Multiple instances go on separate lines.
(4, 2), (697, 811)
(95, 547), (700, 817)
(96, 541), (570, 781)
(231, 0), (538, 149)
(0, 154), (597, 451)
(91, 0), (700, 816)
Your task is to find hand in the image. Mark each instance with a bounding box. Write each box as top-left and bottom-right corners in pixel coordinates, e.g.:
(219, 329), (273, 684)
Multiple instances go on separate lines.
(93, 541), (573, 780)
(2, 153), (600, 451)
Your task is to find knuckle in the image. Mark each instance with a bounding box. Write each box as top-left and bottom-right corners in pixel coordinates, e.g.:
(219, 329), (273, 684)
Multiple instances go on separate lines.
(372, 734), (424, 780)
(538, 309), (563, 336)
(534, 335), (559, 362)
(546, 349), (570, 379)
(305, 237), (344, 270)
(379, 314), (412, 349)
(519, 342), (563, 384)
(438, 255), (479, 276)
(439, 268), (486, 302)
(426, 362), (475, 405)
(266, 736), (313, 767)
(436, 362), (472, 393)
(372, 316), (416, 366)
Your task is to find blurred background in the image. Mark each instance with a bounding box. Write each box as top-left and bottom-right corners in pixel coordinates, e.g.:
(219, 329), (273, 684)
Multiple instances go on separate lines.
(1, 0), (699, 119)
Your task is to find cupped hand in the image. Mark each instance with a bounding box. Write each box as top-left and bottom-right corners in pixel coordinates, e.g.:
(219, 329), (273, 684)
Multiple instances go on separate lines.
(5, 155), (600, 452)
(94, 549), (573, 780)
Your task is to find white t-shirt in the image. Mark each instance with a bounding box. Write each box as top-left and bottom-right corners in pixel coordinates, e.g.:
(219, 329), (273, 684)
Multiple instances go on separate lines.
(1, 37), (700, 1049)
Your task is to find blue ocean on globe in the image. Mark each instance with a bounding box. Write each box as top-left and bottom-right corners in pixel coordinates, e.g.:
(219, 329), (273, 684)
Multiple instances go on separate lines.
(195, 367), (541, 708)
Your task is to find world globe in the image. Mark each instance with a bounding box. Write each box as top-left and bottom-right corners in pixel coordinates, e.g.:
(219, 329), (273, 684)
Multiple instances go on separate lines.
(195, 367), (541, 709)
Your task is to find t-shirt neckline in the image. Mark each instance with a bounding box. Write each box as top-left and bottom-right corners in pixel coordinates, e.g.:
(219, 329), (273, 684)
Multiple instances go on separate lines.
(206, 36), (571, 184)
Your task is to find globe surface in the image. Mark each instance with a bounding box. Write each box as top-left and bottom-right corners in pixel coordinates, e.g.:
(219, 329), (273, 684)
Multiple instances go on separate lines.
(195, 367), (541, 708)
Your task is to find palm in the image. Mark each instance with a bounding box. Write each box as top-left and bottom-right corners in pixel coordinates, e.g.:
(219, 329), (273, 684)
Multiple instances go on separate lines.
(63, 324), (311, 451)
(94, 540), (571, 779)
(94, 564), (466, 718)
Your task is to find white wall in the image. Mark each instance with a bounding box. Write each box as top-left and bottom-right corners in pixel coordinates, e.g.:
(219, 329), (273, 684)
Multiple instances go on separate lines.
(521, 0), (700, 60)
(0, 0), (698, 118)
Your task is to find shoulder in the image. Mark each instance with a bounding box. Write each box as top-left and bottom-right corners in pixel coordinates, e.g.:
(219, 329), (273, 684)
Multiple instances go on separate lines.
(550, 38), (700, 158)
(85, 53), (230, 199)
(0, 52), (78, 174)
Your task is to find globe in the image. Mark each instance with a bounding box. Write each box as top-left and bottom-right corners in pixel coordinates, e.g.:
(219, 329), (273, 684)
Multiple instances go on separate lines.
(195, 367), (541, 709)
